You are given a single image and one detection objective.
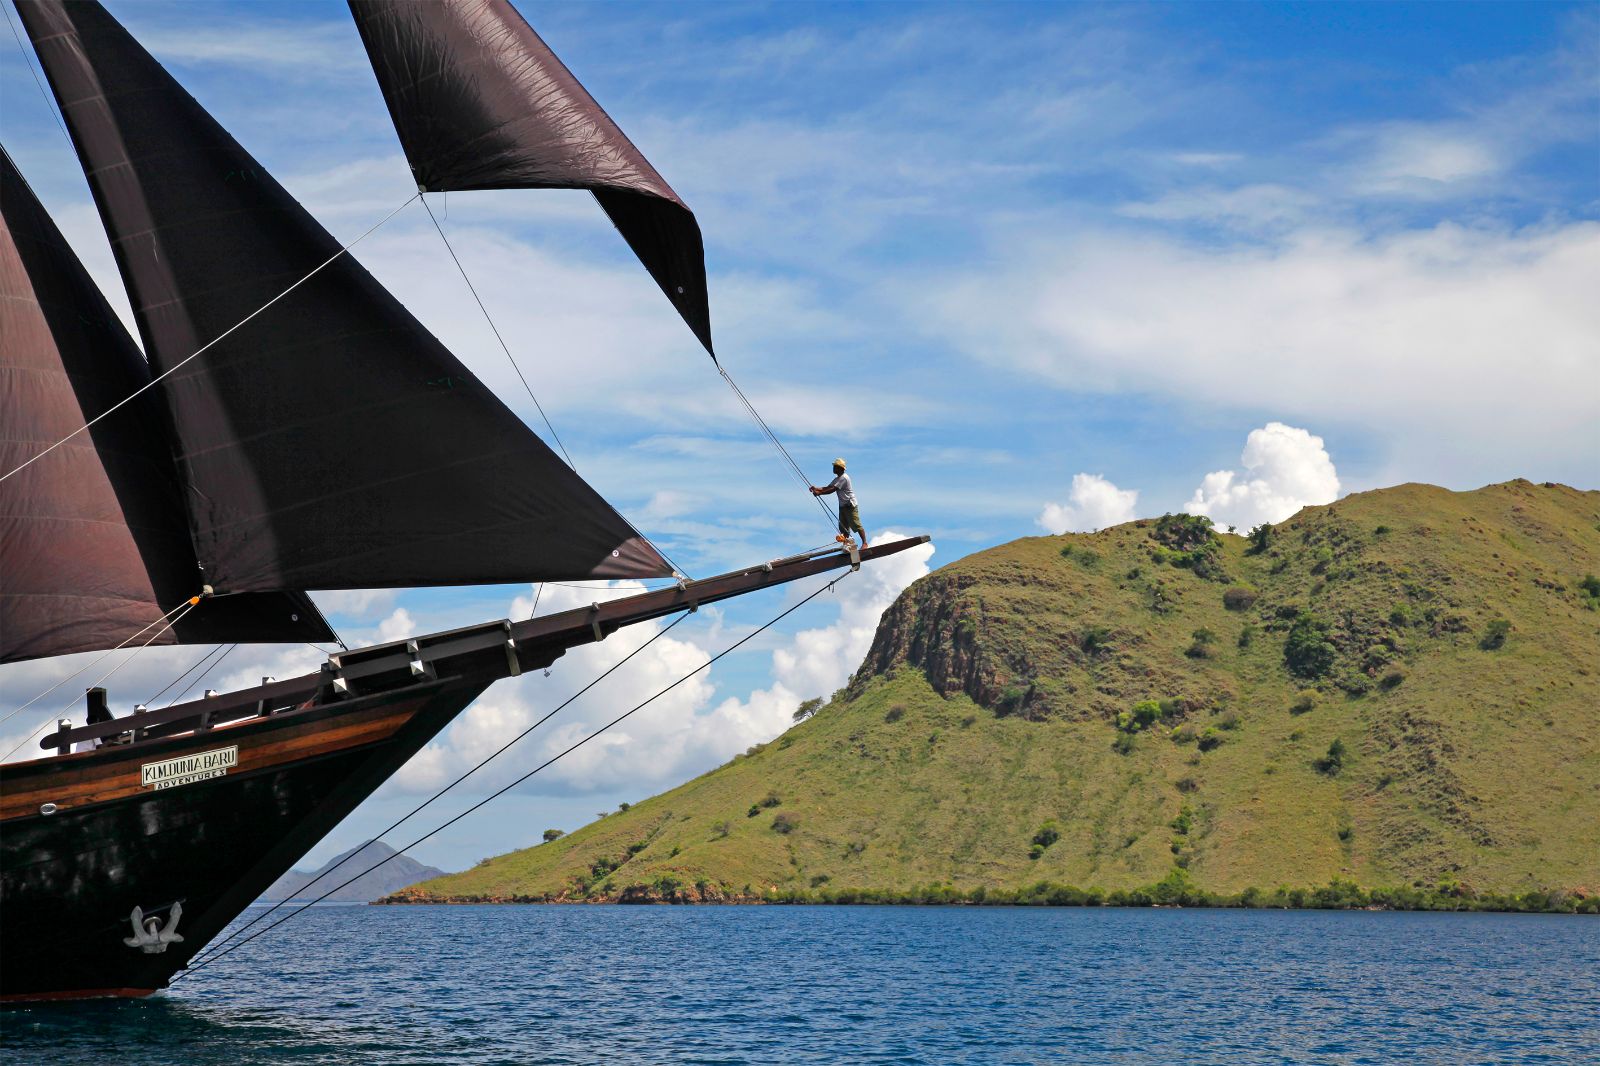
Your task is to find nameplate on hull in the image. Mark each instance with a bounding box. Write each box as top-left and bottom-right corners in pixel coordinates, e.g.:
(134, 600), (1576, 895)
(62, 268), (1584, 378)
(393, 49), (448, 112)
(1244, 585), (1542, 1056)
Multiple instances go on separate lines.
(140, 746), (239, 790)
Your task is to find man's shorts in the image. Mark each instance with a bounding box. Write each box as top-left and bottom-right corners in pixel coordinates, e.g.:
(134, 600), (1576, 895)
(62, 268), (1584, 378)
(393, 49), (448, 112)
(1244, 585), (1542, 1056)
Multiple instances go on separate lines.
(838, 503), (864, 537)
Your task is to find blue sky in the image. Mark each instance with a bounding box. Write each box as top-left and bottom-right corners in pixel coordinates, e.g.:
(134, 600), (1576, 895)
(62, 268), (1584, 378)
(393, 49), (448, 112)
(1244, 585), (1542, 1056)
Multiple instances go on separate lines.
(2, 1), (1596, 871)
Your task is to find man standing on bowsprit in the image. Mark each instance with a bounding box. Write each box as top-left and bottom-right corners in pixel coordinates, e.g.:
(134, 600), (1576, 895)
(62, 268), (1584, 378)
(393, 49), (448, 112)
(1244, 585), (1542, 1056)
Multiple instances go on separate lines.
(810, 457), (868, 548)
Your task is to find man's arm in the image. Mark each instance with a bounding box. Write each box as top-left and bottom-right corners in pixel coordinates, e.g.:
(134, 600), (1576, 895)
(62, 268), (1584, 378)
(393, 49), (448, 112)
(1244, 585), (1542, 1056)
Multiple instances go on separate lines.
(811, 479), (839, 496)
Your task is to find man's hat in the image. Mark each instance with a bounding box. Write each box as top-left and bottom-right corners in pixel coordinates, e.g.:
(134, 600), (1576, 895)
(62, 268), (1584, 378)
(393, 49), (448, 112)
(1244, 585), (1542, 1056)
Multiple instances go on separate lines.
(832, 457), (846, 469)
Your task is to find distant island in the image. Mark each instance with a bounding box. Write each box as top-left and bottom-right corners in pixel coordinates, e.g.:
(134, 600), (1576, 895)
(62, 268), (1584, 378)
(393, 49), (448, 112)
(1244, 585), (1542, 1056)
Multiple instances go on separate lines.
(381, 481), (1600, 913)
(263, 841), (443, 904)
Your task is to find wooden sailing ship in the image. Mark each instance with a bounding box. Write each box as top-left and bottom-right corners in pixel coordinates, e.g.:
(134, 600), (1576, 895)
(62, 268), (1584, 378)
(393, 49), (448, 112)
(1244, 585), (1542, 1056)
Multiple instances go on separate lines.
(0, 0), (925, 1001)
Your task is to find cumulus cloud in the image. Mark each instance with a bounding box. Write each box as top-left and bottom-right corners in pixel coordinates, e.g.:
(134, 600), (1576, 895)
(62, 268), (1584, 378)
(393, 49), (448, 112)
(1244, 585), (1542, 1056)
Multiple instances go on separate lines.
(1185, 422), (1340, 531)
(924, 219), (1600, 481)
(394, 534), (933, 799)
(1037, 473), (1139, 533)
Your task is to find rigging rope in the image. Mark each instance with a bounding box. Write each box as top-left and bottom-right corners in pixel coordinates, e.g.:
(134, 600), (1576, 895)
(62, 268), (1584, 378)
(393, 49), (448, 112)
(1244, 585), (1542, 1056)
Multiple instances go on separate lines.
(421, 194), (575, 470)
(1, 597), (202, 761)
(190, 611), (690, 966)
(0, 193), (422, 484)
(166, 644), (237, 708)
(418, 193), (691, 580)
(144, 643), (227, 706)
(174, 571), (850, 980)
(716, 363), (838, 530)
(0, 596), (200, 733)
(2, 1), (71, 147)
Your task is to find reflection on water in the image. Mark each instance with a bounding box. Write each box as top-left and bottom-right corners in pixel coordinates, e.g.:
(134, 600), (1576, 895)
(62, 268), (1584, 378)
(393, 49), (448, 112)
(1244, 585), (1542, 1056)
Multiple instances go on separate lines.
(4, 906), (1598, 1065)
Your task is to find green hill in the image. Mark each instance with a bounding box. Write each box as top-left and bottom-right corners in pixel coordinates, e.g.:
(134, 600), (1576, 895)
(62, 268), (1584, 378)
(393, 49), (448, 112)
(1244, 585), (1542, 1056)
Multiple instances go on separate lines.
(387, 481), (1600, 911)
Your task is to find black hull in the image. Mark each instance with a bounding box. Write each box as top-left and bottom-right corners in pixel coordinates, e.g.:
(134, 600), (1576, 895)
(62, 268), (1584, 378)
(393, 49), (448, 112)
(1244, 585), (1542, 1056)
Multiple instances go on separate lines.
(0, 678), (488, 1001)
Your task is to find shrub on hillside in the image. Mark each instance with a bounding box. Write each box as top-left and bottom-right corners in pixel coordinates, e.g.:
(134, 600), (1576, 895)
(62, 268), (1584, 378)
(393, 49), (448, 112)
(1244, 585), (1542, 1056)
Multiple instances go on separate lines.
(1061, 544), (1100, 567)
(1197, 728), (1225, 752)
(1032, 822), (1061, 849)
(1315, 738), (1348, 775)
(1479, 619), (1511, 651)
(1150, 514), (1227, 581)
(1170, 722), (1198, 745)
(1112, 732), (1137, 756)
(542, 829), (564, 843)
(995, 684), (1031, 716)
(884, 704), (906, 723)
(1079, 625), (1114, 656)
(1247, 523), (1274, 554)
(1379, 667), (1406, 690)
(1580, 573), (1600, 608)
(1223, 586), (1259, 610)
(1284, 612), (1337, 680)
(1153, 513), (1216, 552)
(771, 813), (798, 835)
(1120, 698), (1187, 734)
(1290, 690), (1320, 715)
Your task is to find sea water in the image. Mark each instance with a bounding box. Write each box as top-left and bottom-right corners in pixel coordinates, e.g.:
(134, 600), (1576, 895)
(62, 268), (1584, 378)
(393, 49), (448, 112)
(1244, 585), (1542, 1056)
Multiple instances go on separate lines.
(3, 906), (1596, 1064)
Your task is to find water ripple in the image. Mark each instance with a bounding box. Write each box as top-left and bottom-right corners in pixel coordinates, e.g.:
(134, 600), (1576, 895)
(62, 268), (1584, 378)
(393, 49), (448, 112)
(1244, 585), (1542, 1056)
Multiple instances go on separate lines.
(2, 907), (1596, 1064)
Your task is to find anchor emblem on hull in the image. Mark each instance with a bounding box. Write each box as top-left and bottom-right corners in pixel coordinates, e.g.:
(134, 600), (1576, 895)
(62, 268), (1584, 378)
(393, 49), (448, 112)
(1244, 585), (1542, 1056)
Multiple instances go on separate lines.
(123, 902), (185, 954)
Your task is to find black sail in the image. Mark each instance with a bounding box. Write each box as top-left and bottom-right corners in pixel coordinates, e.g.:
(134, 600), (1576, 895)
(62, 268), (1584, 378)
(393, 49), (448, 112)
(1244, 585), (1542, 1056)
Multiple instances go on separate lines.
(0, 149), (334, 663)
(16, 0), (671, 595)
(349, 0), (714, 356)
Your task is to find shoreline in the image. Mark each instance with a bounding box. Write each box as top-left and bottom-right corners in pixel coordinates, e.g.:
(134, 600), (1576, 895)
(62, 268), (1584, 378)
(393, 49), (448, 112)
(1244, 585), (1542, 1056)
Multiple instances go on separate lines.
(376, 876), (1599, 915)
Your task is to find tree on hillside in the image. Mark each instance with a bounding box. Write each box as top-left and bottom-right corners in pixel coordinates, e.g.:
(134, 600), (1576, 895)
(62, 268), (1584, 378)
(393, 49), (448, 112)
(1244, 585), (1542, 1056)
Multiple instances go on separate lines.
(542, 829), (564, 843)
(1285, 612), (1337, 680)
(792, 697), (823, 723)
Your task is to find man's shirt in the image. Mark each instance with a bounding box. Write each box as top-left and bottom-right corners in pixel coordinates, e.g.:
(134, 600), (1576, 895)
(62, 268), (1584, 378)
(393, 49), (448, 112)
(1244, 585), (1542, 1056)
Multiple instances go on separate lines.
(827, 472), (857, 507)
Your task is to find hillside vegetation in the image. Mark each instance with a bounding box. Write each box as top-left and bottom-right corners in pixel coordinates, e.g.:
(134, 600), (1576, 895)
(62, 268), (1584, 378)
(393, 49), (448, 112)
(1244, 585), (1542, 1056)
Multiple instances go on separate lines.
(388, 481), (1600, 911)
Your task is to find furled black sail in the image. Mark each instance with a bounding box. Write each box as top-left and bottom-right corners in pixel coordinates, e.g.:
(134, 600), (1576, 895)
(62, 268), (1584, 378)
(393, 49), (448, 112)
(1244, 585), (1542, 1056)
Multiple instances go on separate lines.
(16, 0), (672, 595)
(0, 148), (334, 663)
(348, 0), (714, 356)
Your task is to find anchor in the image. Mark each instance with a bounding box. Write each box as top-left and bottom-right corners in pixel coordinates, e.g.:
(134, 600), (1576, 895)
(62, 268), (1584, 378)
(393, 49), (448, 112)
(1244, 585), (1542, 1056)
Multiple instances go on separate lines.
(122, 902), (185, 954)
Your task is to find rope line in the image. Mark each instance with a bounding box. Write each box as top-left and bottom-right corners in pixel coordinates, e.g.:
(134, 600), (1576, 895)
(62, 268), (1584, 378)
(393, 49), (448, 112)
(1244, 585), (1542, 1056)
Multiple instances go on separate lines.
(174, 571), (849, 980)
(2, 598), (202, 761)
(3, 1), (71, 146)
(0, 193), (421, 484)
(717, 364), (837, 529)
(144, 644), (227, 706)
(166, 645), (237, 708)
(421, 194), (575, 470)
(189, 612), (689, 965)
(418, 194), (690, 580)
(0, 597), (198, 733)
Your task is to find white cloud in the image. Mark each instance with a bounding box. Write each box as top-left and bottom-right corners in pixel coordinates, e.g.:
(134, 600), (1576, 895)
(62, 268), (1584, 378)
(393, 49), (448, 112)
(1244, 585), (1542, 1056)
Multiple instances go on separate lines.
(311, 589), (399, 621)
(1037, 473), (1139, 533)
(1185, 422), (1340, 531)
(924, 219), (1600, 480)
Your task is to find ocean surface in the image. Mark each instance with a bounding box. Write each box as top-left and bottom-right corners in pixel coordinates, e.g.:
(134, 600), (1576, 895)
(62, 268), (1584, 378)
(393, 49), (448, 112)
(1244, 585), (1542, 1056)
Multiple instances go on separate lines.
(3, 905), (1596, 1064)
